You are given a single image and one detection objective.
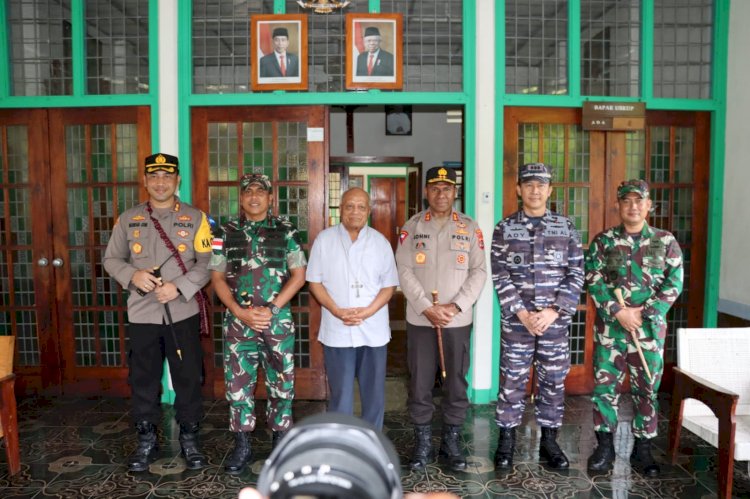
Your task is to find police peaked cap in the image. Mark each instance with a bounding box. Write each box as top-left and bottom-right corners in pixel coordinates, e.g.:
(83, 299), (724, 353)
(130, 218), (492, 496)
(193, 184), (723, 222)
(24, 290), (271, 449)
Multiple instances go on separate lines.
(425, 166), (457, 185)
(145, 153), (179, 174)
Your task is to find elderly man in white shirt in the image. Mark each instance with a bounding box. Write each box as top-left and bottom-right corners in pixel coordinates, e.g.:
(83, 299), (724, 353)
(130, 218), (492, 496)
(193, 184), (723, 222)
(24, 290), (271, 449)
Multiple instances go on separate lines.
(306, 188), (399, 429)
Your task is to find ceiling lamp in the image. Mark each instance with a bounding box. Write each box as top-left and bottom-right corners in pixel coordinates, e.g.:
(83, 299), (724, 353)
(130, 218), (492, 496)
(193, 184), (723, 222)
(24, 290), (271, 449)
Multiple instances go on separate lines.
(297, 0), (351, 14)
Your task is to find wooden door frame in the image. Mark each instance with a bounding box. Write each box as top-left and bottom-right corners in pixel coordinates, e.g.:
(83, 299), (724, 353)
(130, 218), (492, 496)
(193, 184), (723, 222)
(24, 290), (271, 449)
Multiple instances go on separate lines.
(48, 107), (151, 395)
(0, 109), (56, 395)
(504, 106), (710, 394)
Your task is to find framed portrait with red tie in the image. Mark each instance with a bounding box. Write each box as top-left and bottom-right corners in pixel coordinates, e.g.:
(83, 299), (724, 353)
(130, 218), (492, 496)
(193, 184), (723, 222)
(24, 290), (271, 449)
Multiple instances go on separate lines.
(251, 14), (308, 91)
(346, 13), (403, 90)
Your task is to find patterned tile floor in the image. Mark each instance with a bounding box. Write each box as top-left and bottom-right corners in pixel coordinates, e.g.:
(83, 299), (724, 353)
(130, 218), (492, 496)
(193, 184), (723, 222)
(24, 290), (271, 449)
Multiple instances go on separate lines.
(1, 389), (749, 498)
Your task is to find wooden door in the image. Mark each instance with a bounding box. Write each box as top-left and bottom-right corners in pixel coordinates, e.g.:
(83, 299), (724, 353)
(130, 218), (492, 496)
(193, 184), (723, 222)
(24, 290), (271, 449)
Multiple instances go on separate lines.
(192, 106), (328, 400)
(503, 107), (709, 394)
(370, 177), (406, 251)
(0, 107), (151, 396)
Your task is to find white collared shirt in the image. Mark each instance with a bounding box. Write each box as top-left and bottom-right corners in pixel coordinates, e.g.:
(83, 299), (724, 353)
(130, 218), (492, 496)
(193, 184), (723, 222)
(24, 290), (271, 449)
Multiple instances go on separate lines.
(306, 224), (399, 347)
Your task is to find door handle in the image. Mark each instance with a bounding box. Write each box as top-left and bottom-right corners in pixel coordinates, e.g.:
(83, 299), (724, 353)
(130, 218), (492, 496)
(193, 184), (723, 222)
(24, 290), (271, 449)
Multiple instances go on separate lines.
(52, 258), (64, 268)
(37, 257), (49, 267)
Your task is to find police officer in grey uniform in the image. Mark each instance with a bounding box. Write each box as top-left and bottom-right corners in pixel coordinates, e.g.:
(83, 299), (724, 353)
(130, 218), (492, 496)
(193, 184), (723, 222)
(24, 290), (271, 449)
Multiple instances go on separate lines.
(490, 162), (584, 470)
(396, 166), (487, 471)
(103, 153), (213, 472)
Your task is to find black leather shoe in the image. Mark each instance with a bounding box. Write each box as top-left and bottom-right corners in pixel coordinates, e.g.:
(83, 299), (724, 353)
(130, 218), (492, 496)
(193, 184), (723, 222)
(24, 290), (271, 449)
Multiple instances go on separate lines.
(588, 431), (615, 472)
(494, 427), (516, 470)
(128, 421), (158, 472)
(539, 427), (569, 469)
(409, 424), (434, 470)
(224, 431), (252, 475)
(179, 422), (208, 470)
(630, 437), (660, 477)
(438, 424), (467, 471)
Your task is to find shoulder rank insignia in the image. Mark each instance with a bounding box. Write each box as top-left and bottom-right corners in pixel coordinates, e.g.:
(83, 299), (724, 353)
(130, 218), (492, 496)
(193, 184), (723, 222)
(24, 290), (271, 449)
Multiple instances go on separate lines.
(399, 230), (409, 245)
(476, 228), (485, 250)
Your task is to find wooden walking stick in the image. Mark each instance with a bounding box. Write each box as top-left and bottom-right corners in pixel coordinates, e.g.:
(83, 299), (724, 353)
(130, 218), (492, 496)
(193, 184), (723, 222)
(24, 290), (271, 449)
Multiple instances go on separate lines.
(613, 288), (652, 383)
(431, 290), (447, 379)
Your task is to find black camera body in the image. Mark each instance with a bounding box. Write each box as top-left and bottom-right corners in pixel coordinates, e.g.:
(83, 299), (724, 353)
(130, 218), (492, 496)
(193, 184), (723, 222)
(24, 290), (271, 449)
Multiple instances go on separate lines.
(256, 413), (403, 499)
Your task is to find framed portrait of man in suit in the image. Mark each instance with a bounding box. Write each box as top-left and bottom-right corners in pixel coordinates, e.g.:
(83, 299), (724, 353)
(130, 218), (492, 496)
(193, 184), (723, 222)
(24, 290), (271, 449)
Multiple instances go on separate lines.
(251, 14), (308, 91)
(346, 13), (403, 90)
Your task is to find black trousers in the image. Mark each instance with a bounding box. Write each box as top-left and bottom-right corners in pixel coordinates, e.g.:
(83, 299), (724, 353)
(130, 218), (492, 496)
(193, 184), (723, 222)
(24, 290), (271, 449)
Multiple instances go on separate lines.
(128, 314), (204, 426)
(407, 322), (472, 426)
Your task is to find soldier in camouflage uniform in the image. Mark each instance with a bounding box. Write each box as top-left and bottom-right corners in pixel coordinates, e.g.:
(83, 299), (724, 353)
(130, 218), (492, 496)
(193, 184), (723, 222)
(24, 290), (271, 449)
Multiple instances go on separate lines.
(490, 163), (584, 470)
(208, 174), (307, 475)
(585, 179), (683, 477)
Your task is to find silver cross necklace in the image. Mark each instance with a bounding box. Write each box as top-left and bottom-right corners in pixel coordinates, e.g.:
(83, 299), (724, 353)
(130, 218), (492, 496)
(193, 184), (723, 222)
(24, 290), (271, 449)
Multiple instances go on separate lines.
(339, 226), (367, 299)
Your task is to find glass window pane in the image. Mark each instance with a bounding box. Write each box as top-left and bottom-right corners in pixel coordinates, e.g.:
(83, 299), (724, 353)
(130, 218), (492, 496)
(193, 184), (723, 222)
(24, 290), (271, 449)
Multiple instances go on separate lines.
(581, 0), (640, 97)
(8, 0), (73, 96)
(506, 0), (568, 95)
(380, 0), (463, 91)
(192, 0), (462, 93)
(85, 0), (149, 95)
(653, 0), (712, 99)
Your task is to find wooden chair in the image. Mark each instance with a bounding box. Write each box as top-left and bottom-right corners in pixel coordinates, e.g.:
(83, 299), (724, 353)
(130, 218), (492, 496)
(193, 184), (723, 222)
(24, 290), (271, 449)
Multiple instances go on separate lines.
(0, 373), (19, 475)
(668, 327), (750, 499)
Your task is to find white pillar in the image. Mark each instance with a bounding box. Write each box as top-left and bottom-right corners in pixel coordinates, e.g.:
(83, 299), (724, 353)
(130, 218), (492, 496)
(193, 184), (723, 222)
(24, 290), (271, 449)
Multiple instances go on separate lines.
(472, 0), (496, 396)
(158, 0), (179, 157)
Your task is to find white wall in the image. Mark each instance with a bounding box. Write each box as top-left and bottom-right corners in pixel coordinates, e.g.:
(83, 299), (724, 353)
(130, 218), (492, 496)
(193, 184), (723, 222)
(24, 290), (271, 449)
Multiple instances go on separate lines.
(330, 106), (463, 172)
(720, 0), (750, 319)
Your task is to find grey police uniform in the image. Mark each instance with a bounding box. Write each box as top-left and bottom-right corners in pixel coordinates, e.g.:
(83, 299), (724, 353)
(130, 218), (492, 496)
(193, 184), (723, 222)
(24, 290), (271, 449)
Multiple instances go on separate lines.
(103, 199), (212, 425)
(396, 209), (487, 425)
(490, 209), (584, 428)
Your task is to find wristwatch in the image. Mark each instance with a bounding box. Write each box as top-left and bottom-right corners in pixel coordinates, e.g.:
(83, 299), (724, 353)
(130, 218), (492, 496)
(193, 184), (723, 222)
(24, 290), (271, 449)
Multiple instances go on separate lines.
(451, 302), (462, 313)
(551, 304), (565, 315)
(268, 303), (281, 315)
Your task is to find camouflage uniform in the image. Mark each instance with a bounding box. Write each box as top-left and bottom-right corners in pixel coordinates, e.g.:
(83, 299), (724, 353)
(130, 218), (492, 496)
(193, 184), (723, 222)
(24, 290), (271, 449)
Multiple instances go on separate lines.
(208, 215), (307, 432)
(585, 223), (683, 438)
(491, 209), (584, 428)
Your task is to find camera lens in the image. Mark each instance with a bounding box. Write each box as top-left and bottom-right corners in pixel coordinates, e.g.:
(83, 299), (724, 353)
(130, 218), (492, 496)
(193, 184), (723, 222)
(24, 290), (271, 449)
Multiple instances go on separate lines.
(256, 413), (402, 499)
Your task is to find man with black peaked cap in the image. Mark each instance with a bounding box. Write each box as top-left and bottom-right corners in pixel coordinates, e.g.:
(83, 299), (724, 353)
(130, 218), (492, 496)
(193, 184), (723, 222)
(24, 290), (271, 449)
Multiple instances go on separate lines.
(356, 26), (395, 77)
(259, 26), (300, 78)
(396, 166), (487, 471)
(103, 153), (213, 472)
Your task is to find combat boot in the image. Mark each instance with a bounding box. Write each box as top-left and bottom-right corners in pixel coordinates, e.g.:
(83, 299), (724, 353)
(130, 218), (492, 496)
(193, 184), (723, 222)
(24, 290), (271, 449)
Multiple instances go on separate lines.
(438, 424), (467, 471)
(539, 427), (569, 469)
(179, 422), (208, 470)
(630, 437), (660, 477)
(409, 424), (434, 470)
(494, 427), (516, 469)
(224, 431), (252, 474)
(272, 430), (288, 450)
(587, 431), (615, 472)
(128, 421), (158, 472)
